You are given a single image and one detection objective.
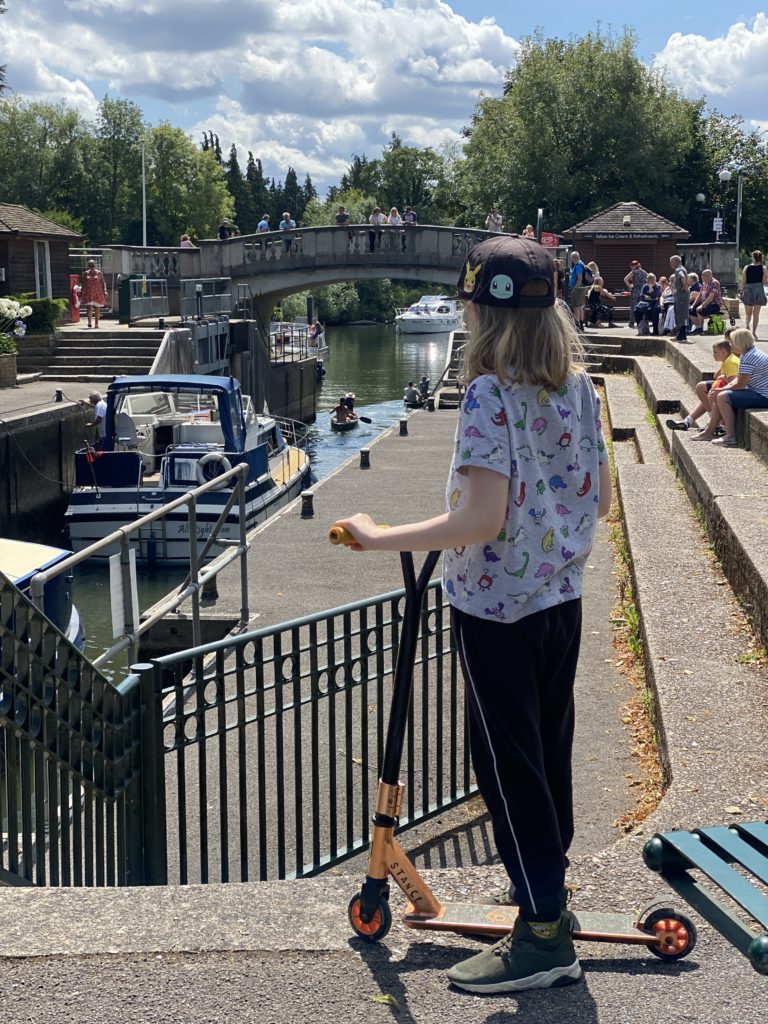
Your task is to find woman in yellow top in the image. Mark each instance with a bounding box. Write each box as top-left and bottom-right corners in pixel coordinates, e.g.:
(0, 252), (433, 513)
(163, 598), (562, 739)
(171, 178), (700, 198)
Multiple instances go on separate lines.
(666, 332), (740, 431)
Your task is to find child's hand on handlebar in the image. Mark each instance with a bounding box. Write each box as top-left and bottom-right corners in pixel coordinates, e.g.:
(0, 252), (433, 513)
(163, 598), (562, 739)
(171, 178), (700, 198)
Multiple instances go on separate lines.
(331, 514), (384, 550)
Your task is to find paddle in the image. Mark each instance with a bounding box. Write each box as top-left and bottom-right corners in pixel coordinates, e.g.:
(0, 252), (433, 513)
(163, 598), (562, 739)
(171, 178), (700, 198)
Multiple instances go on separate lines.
(326, 410), (372, 423)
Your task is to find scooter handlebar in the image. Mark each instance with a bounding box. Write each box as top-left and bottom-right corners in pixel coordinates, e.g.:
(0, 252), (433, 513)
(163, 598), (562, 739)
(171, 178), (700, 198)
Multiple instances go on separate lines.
(328, 523), (388, 546)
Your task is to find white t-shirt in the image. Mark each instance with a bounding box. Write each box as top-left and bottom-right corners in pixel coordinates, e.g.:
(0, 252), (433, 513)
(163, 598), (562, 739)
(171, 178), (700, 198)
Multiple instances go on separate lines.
(94, 399), (107, 439)
(486, 212), (503, 232)
(443, 371), (607, 624)
(388, 214), (403, 226)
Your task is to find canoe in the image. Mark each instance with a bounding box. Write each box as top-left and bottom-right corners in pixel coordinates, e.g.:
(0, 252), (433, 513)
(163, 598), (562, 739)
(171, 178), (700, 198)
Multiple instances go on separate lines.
(331, 414), (359, 432)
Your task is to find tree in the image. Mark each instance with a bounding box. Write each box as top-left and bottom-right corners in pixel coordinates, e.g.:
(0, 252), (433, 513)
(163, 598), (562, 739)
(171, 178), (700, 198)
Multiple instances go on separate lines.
(91, 96), (145, 242)
(0, 99), (91, 227)
(224, 143), (255, 232)
(302, 173), (317, 210)
(0, 1), (6, 95)
(147, 123), (233, 242)
(282, 167), (304, 221)
(459, 29), (700, 234)
(378, 133), (449, 223)
(246, 152), (271, 225)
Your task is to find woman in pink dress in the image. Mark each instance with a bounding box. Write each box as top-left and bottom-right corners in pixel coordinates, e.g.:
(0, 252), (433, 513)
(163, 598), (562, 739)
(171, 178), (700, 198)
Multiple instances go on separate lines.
(81, 260), (107, 328)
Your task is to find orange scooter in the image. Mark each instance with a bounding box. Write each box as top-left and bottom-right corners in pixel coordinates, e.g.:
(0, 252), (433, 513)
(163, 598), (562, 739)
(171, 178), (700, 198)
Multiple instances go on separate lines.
(329, 524), (697, 961)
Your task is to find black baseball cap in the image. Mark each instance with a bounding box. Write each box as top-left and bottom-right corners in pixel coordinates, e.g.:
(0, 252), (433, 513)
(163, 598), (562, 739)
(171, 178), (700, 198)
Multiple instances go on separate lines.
(457, 235), (555, 308)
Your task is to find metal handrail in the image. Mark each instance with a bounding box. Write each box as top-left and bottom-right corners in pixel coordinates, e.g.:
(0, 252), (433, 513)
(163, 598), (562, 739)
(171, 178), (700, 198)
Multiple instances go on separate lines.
(29, 463), (251, 669)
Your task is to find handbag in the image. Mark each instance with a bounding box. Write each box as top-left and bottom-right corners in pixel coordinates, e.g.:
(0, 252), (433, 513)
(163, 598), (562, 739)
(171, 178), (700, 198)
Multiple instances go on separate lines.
(707, 313), (726, 335)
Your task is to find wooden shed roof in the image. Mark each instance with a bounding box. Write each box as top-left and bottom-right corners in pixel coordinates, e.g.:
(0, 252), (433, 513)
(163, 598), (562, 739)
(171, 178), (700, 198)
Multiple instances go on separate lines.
(563, 202), (688, 238)
(0, 204), (82, 240)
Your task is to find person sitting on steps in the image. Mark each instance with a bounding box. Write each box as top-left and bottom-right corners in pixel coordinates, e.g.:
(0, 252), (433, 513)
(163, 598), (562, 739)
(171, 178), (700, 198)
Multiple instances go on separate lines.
(690, 327), (768, 446)
(585, 277), (616, 328)
(666, 333), (739, 431)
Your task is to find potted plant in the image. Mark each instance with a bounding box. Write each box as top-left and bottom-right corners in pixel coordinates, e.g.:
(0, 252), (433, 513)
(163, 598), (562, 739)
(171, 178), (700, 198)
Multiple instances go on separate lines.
(0, 297), (32, 387)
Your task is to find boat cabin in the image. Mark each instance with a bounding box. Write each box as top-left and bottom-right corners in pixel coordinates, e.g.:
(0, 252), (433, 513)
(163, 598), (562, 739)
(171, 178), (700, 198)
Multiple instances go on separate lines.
(74, 375), (279, 491)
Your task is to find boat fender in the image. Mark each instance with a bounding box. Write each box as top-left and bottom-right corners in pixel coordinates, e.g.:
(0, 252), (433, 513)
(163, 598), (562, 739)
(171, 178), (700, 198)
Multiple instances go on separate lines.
(196, 452), (232, 489)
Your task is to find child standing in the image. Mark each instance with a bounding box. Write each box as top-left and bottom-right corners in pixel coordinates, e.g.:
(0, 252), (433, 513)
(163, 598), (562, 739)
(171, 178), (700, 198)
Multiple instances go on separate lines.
(666, 334), (740, 431)
(335, 236), (611, 993)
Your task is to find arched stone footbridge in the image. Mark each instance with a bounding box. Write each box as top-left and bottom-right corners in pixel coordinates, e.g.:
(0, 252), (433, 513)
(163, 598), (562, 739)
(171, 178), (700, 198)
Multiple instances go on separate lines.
(107, 225), (494, 323)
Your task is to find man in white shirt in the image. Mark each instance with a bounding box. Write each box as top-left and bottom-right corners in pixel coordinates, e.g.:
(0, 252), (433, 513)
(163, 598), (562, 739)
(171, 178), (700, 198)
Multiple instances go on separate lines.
(485, 207), (503, 232)
(79, 391), (107, 444)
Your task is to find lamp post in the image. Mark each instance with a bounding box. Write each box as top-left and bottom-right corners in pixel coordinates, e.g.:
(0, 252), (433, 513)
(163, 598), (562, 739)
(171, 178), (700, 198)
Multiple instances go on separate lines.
(141, 139), (147, 248)
(718, 166), (744, 288)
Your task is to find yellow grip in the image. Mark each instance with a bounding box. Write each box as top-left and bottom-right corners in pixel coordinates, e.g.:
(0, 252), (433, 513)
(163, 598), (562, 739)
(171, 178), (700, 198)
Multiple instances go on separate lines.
(329, 525), (355, 545)
(328, 523), (389, 545)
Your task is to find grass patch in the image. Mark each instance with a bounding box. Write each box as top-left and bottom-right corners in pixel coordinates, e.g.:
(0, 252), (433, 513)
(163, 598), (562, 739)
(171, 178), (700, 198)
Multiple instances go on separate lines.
(600, 386), (666, 834)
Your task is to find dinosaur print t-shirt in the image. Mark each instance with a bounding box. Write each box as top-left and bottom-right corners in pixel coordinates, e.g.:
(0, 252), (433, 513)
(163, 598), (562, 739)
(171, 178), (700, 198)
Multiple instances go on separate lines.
(443, 371), (607, 625)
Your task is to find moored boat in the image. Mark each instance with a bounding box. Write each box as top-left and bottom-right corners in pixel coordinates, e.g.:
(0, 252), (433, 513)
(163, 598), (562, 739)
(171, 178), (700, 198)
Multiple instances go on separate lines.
(394, 295), (462, 334)
(0, 538), (84, 649)
(65, 374), (311, 563)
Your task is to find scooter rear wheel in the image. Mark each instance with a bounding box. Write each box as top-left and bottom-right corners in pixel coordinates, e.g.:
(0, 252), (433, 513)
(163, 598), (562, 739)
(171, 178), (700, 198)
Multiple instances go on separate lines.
(348, 893), (392, 942)
(641, 906), (697, 960)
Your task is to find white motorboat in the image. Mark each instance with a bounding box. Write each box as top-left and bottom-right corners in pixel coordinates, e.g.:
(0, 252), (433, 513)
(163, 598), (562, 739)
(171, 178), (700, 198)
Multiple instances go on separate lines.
(394, 295), (462, 334)
(0, 538), (84, 649)
(65, 374), (311, 564)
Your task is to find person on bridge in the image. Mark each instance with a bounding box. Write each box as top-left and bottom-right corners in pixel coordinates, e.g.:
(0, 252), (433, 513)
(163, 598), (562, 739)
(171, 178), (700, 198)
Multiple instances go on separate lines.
(257, 213), (271, 233)
(387, 207), (405, 252)
(368, 207), (386, 252)
(485, 206), (503, 232)
(335, 234), (611, 994)
(335, 205), (353, 244)
(279, 212), (296, 253)
(218, 218), (231, 240)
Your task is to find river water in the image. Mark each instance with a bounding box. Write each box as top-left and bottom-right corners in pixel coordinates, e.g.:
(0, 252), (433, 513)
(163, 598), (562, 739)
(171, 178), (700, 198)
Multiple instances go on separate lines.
(72, 323), (454, 669)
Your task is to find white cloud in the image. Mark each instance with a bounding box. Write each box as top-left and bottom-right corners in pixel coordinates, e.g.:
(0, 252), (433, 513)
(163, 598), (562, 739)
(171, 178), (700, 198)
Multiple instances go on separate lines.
(655, 13), (768, 123)
(11, 2), (768, 194)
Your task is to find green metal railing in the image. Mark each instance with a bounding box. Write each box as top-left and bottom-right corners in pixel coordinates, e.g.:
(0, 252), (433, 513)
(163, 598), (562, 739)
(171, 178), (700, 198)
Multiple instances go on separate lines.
(138, 578), (474, 885)
(3, 572), (475, 889)
(0, 575), (149, 887)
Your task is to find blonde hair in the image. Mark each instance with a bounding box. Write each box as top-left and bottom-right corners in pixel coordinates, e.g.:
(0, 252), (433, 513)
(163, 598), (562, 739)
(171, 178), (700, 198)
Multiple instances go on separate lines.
(462, 294), (585, 390)
(730, 327), (754, 353)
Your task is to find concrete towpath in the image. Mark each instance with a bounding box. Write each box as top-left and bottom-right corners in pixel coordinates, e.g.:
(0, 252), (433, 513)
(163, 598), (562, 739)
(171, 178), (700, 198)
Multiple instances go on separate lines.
(3, 389), (768, 1022)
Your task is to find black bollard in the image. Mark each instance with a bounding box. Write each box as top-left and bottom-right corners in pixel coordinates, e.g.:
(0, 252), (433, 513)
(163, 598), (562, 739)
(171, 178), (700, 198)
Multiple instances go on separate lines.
(399, 418), (408, 436)
(427, 397), (435, 412)
(301, 490), (315, 518)
(54, 389), (63, 403)
(360, 448), (370, 469)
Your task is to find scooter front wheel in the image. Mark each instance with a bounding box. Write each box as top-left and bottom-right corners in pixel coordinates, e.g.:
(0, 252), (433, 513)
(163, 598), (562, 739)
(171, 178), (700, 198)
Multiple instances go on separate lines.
(348, 893), (392, 942)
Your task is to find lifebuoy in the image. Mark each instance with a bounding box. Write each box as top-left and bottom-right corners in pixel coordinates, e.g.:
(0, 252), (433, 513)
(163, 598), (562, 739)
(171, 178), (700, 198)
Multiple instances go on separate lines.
(196, 452), (232, 489)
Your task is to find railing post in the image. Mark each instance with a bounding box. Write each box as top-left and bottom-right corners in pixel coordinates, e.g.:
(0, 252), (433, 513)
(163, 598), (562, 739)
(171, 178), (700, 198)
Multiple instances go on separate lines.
(238, 469), (250, 623)
(187, 498), (201, 649)
(119, 534), (137, 667)
(133, 661), (168, 885)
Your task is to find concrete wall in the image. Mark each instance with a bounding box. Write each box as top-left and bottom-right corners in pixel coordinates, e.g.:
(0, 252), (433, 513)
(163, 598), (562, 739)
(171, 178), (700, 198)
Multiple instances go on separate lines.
(677, 242), (738, 291)
(0, 405), (84, 542)
(230, 320), (318, 422)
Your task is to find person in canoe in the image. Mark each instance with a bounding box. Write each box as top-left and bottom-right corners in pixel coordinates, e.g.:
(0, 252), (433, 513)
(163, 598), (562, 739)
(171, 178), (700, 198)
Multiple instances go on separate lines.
(403, 381), (423, 406)
(331, 397), (357, 426)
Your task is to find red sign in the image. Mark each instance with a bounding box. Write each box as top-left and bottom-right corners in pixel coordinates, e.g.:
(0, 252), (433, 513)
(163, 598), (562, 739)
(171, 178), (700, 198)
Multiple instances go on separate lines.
(540, 232), (560, 248)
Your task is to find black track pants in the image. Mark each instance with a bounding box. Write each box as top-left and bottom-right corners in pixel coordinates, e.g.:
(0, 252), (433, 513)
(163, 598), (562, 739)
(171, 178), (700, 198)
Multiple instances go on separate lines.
(451, 599), (583, 921)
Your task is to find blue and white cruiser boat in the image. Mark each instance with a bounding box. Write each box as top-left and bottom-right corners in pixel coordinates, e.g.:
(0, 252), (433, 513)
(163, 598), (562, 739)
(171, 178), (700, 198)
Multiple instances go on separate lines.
(0, 538), (84, 649)
(65, 374), (311, 564)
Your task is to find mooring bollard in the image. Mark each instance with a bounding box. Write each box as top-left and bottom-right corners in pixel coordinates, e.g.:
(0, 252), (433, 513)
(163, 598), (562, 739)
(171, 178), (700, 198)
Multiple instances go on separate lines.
(301, 490), (315, 518)
(427, 396), (435, 412)
(202, 575), (219, 601)
(399, 418), (408, 436)
(360, 448), (370, 469)
(54, 389), (63, 403)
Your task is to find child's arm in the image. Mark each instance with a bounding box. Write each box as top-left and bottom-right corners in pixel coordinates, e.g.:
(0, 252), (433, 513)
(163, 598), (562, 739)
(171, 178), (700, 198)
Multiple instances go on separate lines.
(335, 466), (508, 552)
(597, 459), (612, 519)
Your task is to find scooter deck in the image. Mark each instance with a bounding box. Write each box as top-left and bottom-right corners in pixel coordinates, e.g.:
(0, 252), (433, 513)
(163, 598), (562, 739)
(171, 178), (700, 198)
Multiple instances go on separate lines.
(404, 901), (655, 946)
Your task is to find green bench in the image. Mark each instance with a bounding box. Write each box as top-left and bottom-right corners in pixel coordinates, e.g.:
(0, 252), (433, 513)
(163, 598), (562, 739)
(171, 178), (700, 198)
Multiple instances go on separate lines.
(644, 821), (768, 975)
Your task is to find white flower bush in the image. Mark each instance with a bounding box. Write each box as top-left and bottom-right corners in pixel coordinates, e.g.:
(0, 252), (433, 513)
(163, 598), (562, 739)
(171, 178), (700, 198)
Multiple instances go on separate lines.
(0, 298), (33, 353)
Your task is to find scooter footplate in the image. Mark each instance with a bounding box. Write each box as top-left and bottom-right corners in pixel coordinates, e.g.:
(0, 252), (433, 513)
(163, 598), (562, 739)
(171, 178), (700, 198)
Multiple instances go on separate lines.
(404, 902), (651, 945)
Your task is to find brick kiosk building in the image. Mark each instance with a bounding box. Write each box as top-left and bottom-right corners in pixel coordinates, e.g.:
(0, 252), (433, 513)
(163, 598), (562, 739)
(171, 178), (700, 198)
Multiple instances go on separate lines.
(562, 202), (689, 290)
(0, 204), (82, 300)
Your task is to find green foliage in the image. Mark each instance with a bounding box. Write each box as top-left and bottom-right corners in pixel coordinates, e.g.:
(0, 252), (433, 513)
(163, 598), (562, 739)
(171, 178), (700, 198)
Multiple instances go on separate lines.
(17, 297), (68, 334)
(459, 29), (706, 233)
(41, 208), (84, 235)
(0, 334), (17, 355)
(314, 282), (361, 323)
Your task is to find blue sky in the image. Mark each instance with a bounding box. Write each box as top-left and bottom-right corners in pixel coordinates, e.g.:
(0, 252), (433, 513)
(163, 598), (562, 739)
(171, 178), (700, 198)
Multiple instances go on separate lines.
(2, 1), (768, 190)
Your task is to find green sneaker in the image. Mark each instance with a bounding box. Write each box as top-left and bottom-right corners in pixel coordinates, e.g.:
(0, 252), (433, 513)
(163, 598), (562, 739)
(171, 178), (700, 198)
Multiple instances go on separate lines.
(447, 914), (582, 993)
